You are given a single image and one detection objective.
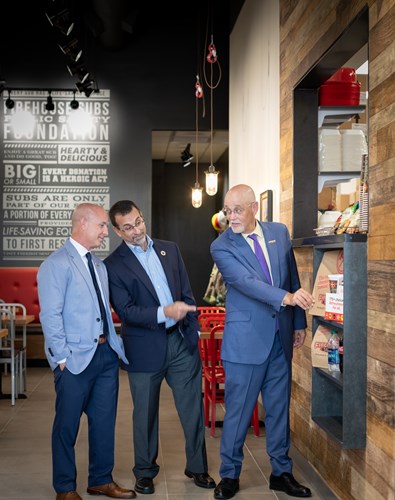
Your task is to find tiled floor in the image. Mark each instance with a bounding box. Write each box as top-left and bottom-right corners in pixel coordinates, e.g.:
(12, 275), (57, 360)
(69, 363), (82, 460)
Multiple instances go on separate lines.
(0, 367), (338, 499)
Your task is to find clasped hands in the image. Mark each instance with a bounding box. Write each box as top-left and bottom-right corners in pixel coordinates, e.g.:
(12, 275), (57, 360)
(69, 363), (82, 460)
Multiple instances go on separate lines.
(283, 288), (315, 310)
(164, 301), (196, 321)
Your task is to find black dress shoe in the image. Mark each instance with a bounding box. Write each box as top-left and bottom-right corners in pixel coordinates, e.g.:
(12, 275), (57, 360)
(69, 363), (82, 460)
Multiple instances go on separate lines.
(135, 477), (155, 495)
(269, 473), (311, 497)
(214, 478), (239, 499)
(184, 469), (216, 489)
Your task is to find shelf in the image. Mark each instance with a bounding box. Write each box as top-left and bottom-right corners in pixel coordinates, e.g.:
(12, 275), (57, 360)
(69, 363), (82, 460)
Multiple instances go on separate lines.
(292, 233), (366, 248)
(313, 416), (343, 444)
(318, 171), (360, 192)
(310, 236), (367, 448)
(314, 367), (343, 388)
(315, 317), (344, 330)
(318, 105), (366, 127)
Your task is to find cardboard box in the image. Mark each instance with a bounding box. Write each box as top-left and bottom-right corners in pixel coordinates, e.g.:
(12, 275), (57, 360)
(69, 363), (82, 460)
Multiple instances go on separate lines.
(310, 250), (344, 317)
(318, 187), (336, 211)
(311, 325), (331, 368)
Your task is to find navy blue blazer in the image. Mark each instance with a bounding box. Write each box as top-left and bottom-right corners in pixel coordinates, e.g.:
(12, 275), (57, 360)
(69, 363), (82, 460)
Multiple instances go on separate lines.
(104, 238), (200, 372)
(210, 221), (307, 365)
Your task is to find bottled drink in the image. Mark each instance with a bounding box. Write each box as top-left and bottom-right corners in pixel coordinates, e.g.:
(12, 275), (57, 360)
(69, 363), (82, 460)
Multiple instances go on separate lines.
(327, 330), (340, 372)
(339, 334), (343, 373)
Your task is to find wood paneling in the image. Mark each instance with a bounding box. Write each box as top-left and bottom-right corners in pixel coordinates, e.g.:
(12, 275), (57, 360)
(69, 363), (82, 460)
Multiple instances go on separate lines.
(369, 2), (395, 61)
(367, 262), (395, 314)
(280, 0), (394, 498)
(368, 234), (395, 260)
(369, 73), (395, 115)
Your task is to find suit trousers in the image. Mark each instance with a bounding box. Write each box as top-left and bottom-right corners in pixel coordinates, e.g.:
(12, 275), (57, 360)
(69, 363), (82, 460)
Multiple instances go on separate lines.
(128, 329), (207, 479)
(52, 341), (120, 493)
(220, 333), (293, 478)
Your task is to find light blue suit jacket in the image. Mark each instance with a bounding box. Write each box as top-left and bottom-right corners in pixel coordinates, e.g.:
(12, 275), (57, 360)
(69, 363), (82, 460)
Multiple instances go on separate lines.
(38, 238), (128, 373)
(210, 221), (306, 365)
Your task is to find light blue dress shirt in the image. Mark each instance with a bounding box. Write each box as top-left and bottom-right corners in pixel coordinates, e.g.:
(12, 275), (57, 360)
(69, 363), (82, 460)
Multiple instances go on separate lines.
(126, 236), (176, 329)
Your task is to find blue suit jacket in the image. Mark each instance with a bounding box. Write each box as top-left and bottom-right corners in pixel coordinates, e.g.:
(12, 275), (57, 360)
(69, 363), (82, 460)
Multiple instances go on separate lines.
(104, 239), (200, 372)
(37, 238), (128, 373)
(210, 221), (306, 365)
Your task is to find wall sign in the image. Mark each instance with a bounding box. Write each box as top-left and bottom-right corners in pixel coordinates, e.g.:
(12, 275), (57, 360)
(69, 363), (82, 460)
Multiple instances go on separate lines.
(1, 89), (111, 262)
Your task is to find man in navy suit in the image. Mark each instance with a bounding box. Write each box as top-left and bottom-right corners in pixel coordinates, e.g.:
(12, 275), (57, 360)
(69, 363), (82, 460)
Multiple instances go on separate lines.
(211, 185), (314, 499)
(104, 200), (215, 495)
(38, 203), (135, 500)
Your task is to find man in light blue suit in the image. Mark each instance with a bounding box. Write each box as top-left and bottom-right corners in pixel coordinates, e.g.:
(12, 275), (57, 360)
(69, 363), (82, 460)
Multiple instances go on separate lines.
(38, 203), (135, 500)
(211, 185), (314, 499)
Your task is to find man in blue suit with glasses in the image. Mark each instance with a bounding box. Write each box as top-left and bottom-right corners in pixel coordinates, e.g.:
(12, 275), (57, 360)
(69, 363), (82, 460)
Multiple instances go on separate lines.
(211, 185), (314, 499)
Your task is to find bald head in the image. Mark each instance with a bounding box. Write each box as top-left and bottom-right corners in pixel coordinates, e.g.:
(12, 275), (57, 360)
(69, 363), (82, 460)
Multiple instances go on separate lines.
(225, 184), (256, 206)
(71, 203), (109, 251)
(223, 184), (258, 234)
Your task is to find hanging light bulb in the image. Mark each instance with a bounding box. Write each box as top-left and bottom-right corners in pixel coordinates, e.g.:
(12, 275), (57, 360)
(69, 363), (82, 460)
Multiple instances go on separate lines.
(192, 181), (203, 208)
(205, 35), (220, 196)
(205, 164), (219, 196)
(191, 75), (203, 208)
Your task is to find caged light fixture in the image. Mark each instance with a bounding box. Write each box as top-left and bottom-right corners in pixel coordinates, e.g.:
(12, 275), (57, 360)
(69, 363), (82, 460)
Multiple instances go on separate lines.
(191, 76), (203, 208)
(204, 35), (220, 196)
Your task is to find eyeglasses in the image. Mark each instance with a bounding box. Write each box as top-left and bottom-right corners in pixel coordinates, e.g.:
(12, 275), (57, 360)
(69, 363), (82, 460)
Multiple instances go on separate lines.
(119, 218), (145, 233)
(222, 203), (253, 217)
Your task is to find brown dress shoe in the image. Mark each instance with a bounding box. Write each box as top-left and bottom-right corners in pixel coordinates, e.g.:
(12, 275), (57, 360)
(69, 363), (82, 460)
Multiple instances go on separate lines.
(87, 481), (136, 498)
(56, 492), (82, 500)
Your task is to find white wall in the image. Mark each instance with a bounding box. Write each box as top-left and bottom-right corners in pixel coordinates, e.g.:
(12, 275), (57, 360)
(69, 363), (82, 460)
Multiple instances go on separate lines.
(229, 0), (280, 221)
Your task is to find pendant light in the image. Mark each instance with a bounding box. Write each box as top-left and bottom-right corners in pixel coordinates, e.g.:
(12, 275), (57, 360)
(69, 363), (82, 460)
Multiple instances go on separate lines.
(204, 36), (220, 196)
(191, 76), (203, 208)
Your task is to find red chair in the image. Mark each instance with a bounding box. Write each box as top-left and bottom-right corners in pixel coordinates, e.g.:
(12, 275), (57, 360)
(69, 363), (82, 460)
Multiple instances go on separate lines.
(201, 324), (260, 437)
(197, 306), (226, 315)
(198, 314), (225, 365)
(199, 313), (226, 330)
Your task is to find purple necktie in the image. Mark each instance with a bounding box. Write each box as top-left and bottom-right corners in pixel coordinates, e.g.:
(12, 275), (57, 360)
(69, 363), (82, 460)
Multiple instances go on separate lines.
(248, 233), (272, 284)
(248, 234), (279, 332)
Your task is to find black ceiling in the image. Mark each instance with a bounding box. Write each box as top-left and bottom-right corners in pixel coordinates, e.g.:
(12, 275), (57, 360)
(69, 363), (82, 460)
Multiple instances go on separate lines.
(1, 0), (244, 90)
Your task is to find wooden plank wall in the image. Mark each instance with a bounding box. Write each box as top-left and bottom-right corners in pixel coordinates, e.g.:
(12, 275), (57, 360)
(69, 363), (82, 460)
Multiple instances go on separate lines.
(280, 1), (395, 499)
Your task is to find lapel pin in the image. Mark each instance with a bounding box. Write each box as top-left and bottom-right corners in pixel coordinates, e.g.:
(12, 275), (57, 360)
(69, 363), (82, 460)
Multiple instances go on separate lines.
(161, 250), (166, 256)
(269, 240), (276, 244)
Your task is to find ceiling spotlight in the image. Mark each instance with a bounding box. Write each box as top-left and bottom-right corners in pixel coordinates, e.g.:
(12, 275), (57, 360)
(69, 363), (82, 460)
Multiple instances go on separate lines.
(181, 143), (194, 167)
(45, 8), (74, 36)
(70, 91), (79, 110)
(67, 62), (90, 83)
(59, 38), (82, 62)
(76, 80), (95, 98)
(5, 90), (15, 109)
(45, 92), (55, 111)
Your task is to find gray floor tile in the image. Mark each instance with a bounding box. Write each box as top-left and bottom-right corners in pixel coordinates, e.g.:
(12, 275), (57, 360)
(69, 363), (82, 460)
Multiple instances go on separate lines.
(0, 367), (337, 499)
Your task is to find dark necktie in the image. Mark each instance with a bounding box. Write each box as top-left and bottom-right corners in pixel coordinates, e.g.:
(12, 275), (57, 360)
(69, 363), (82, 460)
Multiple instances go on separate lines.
(86, 252), (109, 336)
(248, 233), (272, 284)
